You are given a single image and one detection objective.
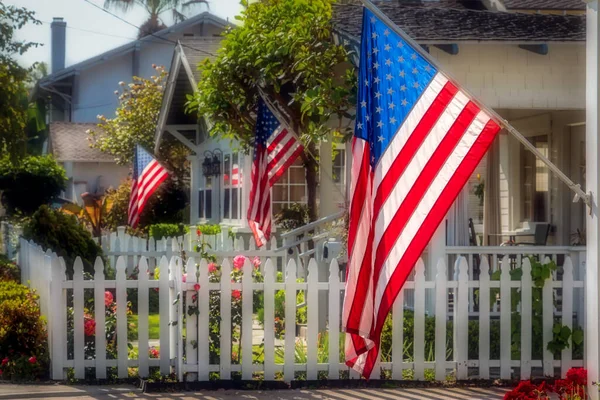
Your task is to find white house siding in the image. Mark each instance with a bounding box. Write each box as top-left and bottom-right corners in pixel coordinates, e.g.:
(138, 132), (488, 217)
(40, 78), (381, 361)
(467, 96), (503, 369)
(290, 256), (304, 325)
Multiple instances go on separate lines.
(62, 161), (130, 204)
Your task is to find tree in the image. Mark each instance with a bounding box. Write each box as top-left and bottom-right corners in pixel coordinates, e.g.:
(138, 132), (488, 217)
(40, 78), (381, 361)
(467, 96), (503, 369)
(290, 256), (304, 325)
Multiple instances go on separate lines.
(103, 0), (210, 38)
(187, 0), (356, 222)
(0, 4), (41, 161)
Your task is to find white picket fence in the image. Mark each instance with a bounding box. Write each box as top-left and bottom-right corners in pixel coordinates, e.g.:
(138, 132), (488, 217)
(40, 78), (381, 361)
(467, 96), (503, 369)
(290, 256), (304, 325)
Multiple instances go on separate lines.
(19, 239), (584, 382)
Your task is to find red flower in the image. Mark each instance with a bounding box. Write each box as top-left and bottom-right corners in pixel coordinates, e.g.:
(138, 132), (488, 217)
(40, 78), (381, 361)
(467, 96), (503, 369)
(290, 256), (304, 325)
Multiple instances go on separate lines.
(566, 367), (587, 386)
(232, 290), (241, 300)
(1, 357), (8, 366)
(182, 273), (187, 283)
(194, 283), (200, 291)
(252, 257), (261, 269)
(28, 356), (37, 364)
(233, 255), (245, 271)
(84, 318), (96, 336)
(192, 294), (197, 302)
(105, 291), (114, 307)
(208, 263), (218, 274)
(149, 347), (159, 358)
(196, 228), (202, 236)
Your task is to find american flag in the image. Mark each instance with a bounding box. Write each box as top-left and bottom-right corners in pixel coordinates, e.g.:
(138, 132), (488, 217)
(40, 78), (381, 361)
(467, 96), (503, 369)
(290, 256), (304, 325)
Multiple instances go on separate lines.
(247, 99), (304, 247)
(128, 145), (169, 229)
(342, 8), (501, 378)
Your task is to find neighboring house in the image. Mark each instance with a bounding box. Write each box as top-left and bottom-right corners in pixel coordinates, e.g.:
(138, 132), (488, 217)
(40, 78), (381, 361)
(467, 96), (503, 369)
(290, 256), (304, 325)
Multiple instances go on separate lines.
(156, 1), (588, 251)
(48, 122), (130, 205)
(33, 13), (232, 202)
(503, 0), (585, 15)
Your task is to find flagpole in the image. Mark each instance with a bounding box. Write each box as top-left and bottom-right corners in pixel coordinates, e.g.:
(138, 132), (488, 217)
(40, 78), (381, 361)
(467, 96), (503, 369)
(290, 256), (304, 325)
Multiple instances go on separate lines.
(359, 0), (591, 207)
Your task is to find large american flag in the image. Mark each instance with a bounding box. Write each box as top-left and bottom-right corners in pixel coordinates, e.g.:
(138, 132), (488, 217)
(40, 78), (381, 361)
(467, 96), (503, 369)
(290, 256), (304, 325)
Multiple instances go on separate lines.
(247, 99), (303, 247)
(128, 145), (169, 229)
(342, 8), (501, 378)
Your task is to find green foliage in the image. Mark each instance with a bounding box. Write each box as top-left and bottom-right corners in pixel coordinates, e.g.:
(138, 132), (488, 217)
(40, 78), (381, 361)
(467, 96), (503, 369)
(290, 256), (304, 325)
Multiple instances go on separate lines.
(0, 3), (41, 161)
(0, 155), (67, 215)
(0, 254), (20, 283)
(274, 203), (309, 232)
(148, 223), (189, 240)
(0, 282), (49, 380)
(22, 205), (102, 277)
(197, 224), (222, 236)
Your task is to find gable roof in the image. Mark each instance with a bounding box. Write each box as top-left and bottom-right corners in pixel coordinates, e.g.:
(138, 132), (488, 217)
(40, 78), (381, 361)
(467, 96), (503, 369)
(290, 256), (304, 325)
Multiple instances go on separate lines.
(49, 122), (116, 163)
(39, 12), (232, 86)
(503, 0), (585, 11)
(332, 3), (585, 42)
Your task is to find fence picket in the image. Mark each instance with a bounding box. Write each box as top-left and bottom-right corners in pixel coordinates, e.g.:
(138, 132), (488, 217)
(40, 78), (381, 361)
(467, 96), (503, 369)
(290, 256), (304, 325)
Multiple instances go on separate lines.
(328, 259), (340, 380)
(542, 256), (554, 377)
(306, 259), (319, 380)
(263, 259), (276, 380)
(196, 258), (210, 380)
(185, 257), (198, 381)
(435, 258), (447, 381)
(115, 256), (128, 378)
(158, 256), (170, 375)
(73, 257), (85, 379)
(500, 255), (511, 380)
(175, 257), (184, 382)
(520, 257), (533, 380)
(392, 288), (404, 380)
(138, 257), (150, 378)
(94, 258), (107, 379)
(50, 254), (65, 380)
(478, 256), (490, 379)
(455, 257), (469, 380)
(561, 256), (574, 378)
(241, 257), (253, 380)
(414, 258), (425, 380)
(284, 258), (297, 382)
(220, 258), (232, 380)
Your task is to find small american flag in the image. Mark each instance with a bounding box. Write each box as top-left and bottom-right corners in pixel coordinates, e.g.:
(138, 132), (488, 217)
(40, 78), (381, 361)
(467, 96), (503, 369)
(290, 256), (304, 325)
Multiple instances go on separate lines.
(342, 8), (501, 379)
(247, 99), (303, 247)
(128, 145), (169, 229)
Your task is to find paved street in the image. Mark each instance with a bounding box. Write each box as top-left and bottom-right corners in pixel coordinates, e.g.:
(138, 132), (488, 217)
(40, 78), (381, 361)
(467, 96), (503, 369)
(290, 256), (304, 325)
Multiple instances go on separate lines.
(0, 384), (509, 399)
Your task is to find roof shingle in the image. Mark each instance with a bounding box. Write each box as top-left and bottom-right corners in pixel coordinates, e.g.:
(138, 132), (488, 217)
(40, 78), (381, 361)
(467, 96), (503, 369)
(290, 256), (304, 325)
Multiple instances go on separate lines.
(332, 2), (585, 42)
(49, 122), (116, 163)
(504, 0), (585, 11)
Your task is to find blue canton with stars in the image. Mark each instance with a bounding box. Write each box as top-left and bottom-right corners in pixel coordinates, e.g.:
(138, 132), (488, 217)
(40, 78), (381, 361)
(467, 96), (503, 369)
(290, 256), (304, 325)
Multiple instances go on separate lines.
(133, 145), (157, 179)
(355, 9), (437, 167)
(254, 99), (280, 155)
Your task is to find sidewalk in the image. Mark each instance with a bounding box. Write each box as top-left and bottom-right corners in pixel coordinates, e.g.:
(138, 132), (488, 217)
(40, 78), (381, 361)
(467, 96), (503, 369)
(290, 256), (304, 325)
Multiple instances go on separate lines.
(0, 383), (509, 399)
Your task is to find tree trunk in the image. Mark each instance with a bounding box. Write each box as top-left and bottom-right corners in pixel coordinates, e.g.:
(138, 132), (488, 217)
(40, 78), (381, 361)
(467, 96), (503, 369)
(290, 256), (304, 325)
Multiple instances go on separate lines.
(302, 142), (319, 223)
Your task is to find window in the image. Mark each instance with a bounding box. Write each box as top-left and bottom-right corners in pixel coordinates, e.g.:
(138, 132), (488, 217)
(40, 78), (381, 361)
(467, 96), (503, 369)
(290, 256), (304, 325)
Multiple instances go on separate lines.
(521, 135), (549, 222)
(199, 175), (212, 220)
(333, 148), (346, 187)
(223, 153), (242, 222)
(272, 157), (307, 215)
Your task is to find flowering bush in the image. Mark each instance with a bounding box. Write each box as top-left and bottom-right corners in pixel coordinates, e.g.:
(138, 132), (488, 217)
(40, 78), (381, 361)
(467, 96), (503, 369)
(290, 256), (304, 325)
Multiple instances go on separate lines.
(0, 254), (20, 283)
(503, 368), (587, 400)
(0, 282), (49, 380)
(149, 347), (159, 359)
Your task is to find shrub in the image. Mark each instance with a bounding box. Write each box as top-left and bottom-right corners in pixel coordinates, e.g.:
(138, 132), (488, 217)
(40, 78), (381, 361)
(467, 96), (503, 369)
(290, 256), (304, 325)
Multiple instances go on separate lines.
(149, 223), (189, 240)
(23, 205), (102, 277)
(0, 155), (66, 215)
(0, 282), (49, 380)
(0, 254), (19, 283)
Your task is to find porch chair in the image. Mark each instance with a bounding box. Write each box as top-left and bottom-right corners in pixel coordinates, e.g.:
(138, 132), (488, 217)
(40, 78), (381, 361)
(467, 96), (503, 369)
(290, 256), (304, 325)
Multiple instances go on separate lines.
(514, 223), (551, 246)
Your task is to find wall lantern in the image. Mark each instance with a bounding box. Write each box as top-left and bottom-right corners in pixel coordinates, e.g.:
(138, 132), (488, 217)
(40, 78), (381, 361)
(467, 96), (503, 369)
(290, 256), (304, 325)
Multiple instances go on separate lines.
(202, 149), (222, 177)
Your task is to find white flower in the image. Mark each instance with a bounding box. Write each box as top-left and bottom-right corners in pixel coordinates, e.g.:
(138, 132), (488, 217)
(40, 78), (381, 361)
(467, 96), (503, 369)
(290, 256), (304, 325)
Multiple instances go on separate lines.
(119, 81), (125, 86)
(114, 90), (119, 95)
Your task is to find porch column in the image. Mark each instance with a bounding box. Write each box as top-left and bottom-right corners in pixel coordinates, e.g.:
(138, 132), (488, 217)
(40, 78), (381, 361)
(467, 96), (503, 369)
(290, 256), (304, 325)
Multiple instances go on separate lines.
(188, 155), (200, 224)
(319, 136), (336, 218)
(585, 1), (600, 398)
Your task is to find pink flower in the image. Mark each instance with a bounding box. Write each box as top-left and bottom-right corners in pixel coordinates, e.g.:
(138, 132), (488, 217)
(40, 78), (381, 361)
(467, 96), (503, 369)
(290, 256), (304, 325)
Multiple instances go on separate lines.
(84, 318), (96, 336)
(233, 255), (246, 271)
(232, 290), (241, 300)
(1, 357), (8, 366)
(208, 263), (218, 274)
(196, 228), (202, 236)
(192, 294), (197, 302)
(149, 347), (159, 358)
(252, 257), (261, 269)
(104, 291), (114, 307)
(194, 283), (200, 291)
(28, 356), (37, 364)
(182, 273), (187, 283)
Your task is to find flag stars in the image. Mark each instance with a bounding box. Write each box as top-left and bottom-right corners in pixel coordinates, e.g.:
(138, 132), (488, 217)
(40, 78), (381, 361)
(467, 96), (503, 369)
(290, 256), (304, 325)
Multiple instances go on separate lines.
(364, 79), (369, 87)
(412, 67), (419, 74)
(370, 16), (376, 23)
(413, 81), (420, 88)
(377, 120), (384, 128)
(386, 73), (393, 81)
(378, 135), (385, 142)
(374, 76), (381, 84)
(387, 88), (395, 95)
(425, 65), (432, 72)
(411, 53), (418, 60)
(357, 122), (363, 130)
(373, 62), (380, 70)
(385, 58), (392, 66)
(397, 55), (405, 63)
(400, 84), (407, 91)
(365, 115), (370, 121)
(372, 47), (379, 55)
(375, 106), (382, 114)
(384, 29), (390, 36)
(399, 70), (406, 78)
(384, 44), (391, 52)
(390, 116), (397, 124)
(397, 41), (404, 48)
(388, 102), (396, 110)
(401, 99), (409, 106)
(371, 32), (378, 39)
(360, 100), (367, 108)
(375, 91), (382, 99)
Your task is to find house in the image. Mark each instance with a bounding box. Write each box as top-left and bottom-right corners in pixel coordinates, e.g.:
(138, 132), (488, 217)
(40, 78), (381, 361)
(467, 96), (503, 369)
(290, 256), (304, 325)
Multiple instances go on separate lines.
(156, 1), (587, 250)
(33, 13), (232, 203)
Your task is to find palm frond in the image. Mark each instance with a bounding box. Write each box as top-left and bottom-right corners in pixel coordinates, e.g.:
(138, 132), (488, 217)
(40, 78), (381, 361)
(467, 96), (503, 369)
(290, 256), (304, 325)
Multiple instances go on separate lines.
(103, 0), (136, 12)
(182, 0), (209, 10)
(172, 7), (187, 23)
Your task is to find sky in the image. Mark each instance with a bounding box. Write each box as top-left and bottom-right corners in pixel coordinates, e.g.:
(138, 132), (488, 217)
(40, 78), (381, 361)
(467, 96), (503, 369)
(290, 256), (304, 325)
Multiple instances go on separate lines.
(6, 0), (243, 70)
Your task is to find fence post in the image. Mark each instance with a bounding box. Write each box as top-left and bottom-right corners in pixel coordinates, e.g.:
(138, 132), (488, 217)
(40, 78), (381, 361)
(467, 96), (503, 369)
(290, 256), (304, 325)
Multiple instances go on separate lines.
(174, 257), (184, 382)
(50, 254), (66, 380)
(115, 256), (128, 378)
(138, 257), (150, 379)
(185, 257), (198, 381)
(414, 258), (425, 380)
(306, 258), (319, 380)
(392, 287), (405, 380)
(94, 257), (107, 379)
(158, 256), (171, 375)
(561, 256), (574, 377)
(284, 258), (297, 382)
(241, 257), (253, 380)
(73, 257), (85, 379)
(478, 256), (490, 379)
(263, 259), (276, 380)
(542, 256), (554, 377)
(435, 258), (447, 381)
(520, 257), (533, 380)
(220, 258), (232, 380)
(328, 259), (340, 380)
(500, 255), (511, 380)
